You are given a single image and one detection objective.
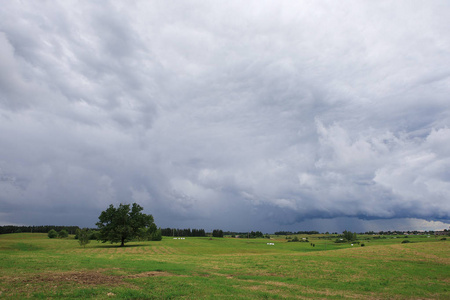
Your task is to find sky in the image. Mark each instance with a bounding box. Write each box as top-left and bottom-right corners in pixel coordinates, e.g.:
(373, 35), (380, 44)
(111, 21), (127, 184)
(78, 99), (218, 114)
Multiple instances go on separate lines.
(1, 1), (449, 233)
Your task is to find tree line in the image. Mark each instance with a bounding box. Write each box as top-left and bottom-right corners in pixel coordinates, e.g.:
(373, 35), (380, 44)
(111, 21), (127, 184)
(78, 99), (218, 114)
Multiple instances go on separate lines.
(0, 225), (80, 235)
(224, 231), (268, 238)
(212, 229), (223, 237)
(161, 228), (206, 237)
(274, 230), (320, 235)
(365, 230), (440, 235)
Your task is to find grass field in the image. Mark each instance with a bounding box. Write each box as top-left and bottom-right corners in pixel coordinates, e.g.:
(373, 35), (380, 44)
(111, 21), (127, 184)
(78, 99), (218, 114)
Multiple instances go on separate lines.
(0, 233), (448, 299)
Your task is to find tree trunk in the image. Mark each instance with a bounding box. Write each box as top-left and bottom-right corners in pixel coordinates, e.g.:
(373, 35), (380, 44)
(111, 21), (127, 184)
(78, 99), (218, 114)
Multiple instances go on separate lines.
(120, 237), (125, 247)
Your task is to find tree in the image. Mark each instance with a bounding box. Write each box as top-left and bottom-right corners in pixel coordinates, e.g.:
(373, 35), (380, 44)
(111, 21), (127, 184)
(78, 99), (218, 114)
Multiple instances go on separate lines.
(151, 228), (162, 241)
(76, 228), (91, 247)
(58, 229), (69, 238)
(96, 203), (155, 247)
(342, 230), (357, 241)
(212, 229), (223, 237)
(89, 230), (100, 240)
(48, 229), (57, 238)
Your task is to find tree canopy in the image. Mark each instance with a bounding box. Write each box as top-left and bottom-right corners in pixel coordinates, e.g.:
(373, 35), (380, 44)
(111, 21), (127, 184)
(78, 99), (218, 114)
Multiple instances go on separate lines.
(96, 203), (154, 247)
(342, 230), (357, 241)
(212, 229), (224, 238)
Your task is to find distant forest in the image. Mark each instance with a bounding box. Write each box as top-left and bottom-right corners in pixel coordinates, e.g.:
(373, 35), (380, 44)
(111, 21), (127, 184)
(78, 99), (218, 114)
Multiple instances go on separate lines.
(0, 225), (442, 236)
(161, 228), (206, 237)
(274, 231), (320, 235)
(0, 225), (80, 235)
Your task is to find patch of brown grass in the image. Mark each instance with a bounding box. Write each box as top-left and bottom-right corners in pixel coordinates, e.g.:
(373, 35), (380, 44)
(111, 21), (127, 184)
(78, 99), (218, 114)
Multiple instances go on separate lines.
(240, 279), (376, 299)
(12, 270), (123, 286)
(127, 271), (185, 278)
(3, 269), (184, 289)
(151, 246), (173, 254)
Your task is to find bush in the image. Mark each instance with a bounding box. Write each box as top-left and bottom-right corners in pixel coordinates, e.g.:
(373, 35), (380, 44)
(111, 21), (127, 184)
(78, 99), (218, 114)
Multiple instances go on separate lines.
(48, 229), (57, 238)
(440, 237), (447, 240)
(76, 228), (91, 247)
(89, 230), (100, 240)
(361, 243), (365, 247)
(58, 229), (69, 238)
(401, 240), (410, 244)
(151, 229), (162, 241)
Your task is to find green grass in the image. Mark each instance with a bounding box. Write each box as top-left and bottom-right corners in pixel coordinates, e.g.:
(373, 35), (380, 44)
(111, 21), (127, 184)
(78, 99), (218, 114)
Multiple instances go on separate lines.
(0, 233), (448, 299)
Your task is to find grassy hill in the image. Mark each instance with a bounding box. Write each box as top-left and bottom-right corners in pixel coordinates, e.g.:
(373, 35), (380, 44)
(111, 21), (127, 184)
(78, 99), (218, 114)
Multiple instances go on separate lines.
(0, 233), (448, 299)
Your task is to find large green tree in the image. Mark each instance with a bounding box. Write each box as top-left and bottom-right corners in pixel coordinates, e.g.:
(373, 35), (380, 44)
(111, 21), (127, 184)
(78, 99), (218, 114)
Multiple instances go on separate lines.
(96, 203), (154, 247)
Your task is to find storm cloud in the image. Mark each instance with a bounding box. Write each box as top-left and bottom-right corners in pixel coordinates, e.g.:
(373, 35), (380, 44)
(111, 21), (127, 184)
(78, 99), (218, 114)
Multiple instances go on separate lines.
(1, 1), (449, 232)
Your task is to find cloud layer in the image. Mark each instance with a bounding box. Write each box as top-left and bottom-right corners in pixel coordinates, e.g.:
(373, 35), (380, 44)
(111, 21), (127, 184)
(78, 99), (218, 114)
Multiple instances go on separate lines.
(1, 1), (449, 232)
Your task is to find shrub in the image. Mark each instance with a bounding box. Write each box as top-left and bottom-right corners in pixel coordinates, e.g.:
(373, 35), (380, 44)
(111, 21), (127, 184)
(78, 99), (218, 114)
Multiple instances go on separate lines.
(89, 230), (100, 240)
(58, 229), (69, 238)
(76, 228), (90, 247)
(440, 237), (447, 240)
(151, 229), (162, 241)
(361, 243), (365, 247)
(401, 240), (410, 244)
(48, 229), (57, 238)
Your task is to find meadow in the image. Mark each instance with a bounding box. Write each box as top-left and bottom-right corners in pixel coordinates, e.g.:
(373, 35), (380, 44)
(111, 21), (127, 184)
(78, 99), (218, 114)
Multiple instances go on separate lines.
(0, 233), (448, 299)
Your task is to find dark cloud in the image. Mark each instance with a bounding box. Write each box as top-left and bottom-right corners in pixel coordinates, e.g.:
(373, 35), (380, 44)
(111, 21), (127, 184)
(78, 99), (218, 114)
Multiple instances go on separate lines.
(0, 1), (449, 232)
